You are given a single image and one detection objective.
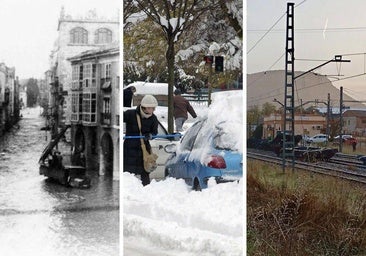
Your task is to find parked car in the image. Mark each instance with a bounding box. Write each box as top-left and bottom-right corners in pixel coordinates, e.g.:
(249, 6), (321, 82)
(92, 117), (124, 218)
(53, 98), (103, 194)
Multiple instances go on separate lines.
(334, 134), (352, 141)
(149, 121), (181, 180)
(344, 137), (358, 145)
(333, 135), (357, 145)
(301, 135), (311, 143)
(164, 91), (243, 190)
(164, 117), (243, 190)
(307, 134), (329, 143)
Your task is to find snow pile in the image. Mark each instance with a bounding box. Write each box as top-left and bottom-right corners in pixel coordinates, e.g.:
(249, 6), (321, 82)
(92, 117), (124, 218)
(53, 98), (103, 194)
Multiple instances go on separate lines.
(123, 173), (243, 255)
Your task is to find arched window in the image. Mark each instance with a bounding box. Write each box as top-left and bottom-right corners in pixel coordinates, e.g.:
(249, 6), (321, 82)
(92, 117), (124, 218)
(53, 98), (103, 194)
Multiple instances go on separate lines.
(70, 27), (88, 44)
(95, 28), (112, 44)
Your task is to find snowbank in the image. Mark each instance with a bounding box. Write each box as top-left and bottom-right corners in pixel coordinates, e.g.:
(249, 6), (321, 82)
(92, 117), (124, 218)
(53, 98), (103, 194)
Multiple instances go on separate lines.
(123, 173), (243, 255)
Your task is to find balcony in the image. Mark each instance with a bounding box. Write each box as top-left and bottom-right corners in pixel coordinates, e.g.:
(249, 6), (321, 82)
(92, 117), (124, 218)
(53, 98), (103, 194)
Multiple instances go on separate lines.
(100, 78), (111, 91)
(101, 112), (111, 126)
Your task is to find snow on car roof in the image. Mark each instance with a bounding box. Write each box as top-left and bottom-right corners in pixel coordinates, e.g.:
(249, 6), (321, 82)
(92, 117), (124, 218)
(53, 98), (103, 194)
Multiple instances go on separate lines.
(187, 90), (243, 163)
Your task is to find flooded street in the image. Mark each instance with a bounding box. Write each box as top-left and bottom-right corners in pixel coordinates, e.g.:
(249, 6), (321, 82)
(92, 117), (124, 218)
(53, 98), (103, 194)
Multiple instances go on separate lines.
(0, 107), (119, 256)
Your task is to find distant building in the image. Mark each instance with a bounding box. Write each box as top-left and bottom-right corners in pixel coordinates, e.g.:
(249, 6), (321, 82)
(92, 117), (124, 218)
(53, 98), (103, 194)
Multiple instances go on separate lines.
(68, 46), (119, 178)
(342, 110), (366, 136)
(263, 112), (327, 139)
(0, 63), (20, 135)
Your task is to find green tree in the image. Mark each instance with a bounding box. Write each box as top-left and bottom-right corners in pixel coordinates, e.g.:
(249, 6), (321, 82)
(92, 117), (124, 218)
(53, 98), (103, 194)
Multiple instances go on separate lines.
(26, 78), (39, 107)
(262, 102), (276, 116)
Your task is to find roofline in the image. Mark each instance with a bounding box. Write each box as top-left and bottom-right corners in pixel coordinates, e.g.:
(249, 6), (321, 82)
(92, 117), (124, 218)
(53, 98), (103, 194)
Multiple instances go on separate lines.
(68, 47), (119, 62)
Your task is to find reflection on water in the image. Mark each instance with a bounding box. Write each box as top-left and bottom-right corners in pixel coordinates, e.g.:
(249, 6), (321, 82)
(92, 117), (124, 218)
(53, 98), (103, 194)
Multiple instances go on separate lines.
(0, 108), (119, 256)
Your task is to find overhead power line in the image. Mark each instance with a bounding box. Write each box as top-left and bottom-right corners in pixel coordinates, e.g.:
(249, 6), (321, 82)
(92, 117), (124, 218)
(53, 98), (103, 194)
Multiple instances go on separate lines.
(248, 26), (366, 33)
(247, 0), (308, 54)
(248, 72), (366, 106)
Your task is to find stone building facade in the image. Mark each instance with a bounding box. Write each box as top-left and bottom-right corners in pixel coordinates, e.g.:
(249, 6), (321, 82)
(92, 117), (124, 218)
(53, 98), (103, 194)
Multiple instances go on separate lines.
(46, 8), (119, 177)
(50, 8), (119, 125)
(68, 46), (119, 178)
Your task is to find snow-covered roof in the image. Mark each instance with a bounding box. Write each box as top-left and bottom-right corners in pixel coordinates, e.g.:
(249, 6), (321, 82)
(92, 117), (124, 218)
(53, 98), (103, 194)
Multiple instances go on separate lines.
(125, 81), (176, 95)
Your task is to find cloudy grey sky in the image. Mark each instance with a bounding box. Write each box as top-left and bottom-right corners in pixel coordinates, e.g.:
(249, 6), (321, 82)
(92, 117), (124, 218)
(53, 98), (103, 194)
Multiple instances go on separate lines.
(247, 0), (366, 101)
(0, 0), (119, 80)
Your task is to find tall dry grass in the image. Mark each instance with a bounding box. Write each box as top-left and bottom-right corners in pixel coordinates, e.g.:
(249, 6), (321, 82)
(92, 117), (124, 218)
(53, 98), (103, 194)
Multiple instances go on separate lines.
(247, 160), (366, 256)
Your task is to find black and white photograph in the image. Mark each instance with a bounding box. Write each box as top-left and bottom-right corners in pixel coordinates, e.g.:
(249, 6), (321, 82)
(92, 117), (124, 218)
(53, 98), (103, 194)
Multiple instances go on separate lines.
(0, 1), (119, 255)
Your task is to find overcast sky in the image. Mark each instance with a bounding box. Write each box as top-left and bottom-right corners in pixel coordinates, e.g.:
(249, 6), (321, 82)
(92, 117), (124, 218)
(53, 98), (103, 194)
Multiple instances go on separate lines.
(0, 0), (119, 80)
(247, 0), (366, 101)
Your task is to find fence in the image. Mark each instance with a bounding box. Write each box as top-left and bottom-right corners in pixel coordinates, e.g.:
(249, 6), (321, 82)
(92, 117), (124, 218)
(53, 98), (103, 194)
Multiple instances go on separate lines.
(183, 93), (209, 106)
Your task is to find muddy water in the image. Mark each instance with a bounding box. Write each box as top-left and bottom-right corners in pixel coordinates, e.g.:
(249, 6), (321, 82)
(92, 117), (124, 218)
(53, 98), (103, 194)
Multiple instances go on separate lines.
(0, 107), (119, 256)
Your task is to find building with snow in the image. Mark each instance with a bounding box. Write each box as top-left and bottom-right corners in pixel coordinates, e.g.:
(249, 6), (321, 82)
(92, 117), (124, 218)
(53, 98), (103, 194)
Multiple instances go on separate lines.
(68, 46), (119, 178)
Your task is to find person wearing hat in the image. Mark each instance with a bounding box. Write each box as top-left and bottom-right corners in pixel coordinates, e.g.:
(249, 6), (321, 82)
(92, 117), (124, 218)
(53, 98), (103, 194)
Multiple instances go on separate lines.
(173, 89), (197, 132)
(123, 94), (158, 186)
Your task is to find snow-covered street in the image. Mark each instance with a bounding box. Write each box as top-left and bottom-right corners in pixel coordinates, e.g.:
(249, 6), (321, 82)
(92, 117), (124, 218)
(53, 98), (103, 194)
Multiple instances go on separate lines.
(123, 173), (243, 256)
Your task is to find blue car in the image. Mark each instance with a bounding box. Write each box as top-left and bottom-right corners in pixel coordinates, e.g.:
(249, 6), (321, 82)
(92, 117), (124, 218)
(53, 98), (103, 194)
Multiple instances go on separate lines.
(164, 118), (243, 190)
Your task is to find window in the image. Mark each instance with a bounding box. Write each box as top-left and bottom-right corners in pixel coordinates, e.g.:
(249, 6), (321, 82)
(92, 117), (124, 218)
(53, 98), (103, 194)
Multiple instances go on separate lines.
(103, 97), (111, 114)
(180, 121), (203, 151)
(83, 64), (91, 88)
(101, 63), (112, 89)
(71, 65), (83, 90)
(95, 28), (112, 44)
(92, 64), (97, 87)
(82, 93), (97, 123)
(102, 97), (111, 125)
(71, 65), (79, 90)
(105, 63), (111, 78)
(70, 27), (88, 44)
(71, 93), (81, 121)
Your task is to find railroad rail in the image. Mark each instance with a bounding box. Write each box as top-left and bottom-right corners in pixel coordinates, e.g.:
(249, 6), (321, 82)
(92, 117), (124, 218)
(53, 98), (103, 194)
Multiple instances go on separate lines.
(247, 149), (366, 185)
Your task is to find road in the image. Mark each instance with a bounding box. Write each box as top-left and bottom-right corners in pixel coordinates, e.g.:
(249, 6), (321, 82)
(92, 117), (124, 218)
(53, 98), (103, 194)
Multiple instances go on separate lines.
(0, 107), (119, 256)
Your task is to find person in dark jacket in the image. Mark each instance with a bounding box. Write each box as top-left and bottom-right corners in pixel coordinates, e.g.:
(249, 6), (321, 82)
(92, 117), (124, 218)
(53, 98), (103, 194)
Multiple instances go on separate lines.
(124, 94), (158, 186)
(123, 86), (136, 107)
(173, 89), (197, 132)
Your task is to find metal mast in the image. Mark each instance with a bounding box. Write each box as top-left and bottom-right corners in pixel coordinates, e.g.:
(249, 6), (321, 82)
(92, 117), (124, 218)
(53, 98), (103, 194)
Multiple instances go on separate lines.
(282, 2), (295, 171)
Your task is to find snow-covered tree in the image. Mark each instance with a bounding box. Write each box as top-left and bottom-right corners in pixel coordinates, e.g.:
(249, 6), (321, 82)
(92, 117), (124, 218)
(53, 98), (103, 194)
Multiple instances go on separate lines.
(127, 0), (217, 132)
(124, 0), (243, 132)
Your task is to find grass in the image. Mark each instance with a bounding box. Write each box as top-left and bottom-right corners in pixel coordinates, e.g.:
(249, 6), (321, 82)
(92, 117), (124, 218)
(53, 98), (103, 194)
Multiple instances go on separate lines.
(247, 159), (366, 256)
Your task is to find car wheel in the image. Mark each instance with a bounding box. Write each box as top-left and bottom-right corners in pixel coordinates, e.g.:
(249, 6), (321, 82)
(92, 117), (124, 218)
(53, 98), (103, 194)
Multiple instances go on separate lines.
(193, 178), (202, 191)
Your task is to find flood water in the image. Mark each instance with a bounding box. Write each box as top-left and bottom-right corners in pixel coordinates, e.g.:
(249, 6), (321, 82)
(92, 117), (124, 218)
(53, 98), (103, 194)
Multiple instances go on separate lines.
(0, 107), (119, 256)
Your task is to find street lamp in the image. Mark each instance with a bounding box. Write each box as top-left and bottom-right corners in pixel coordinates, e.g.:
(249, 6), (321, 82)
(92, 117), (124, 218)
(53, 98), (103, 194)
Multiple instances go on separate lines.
(273, 98), (284, 107)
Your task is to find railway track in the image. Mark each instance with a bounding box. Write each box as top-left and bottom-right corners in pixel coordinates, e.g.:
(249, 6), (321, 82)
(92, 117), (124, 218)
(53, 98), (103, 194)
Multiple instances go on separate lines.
(247, 150), (366, 185)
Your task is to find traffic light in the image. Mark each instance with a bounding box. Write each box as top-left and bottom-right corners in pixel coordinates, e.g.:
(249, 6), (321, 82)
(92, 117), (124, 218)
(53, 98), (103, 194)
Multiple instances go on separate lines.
(204, 55), (213, 64)
(215, 56), (224, 72)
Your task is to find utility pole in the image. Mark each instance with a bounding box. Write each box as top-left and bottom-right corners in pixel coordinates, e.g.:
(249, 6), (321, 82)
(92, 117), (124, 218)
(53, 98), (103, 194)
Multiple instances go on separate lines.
(282, 2), (295, 172)
(282, 3), (350, 172)
(327, 93), (330, 138)
(339, 86), (343, 152)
